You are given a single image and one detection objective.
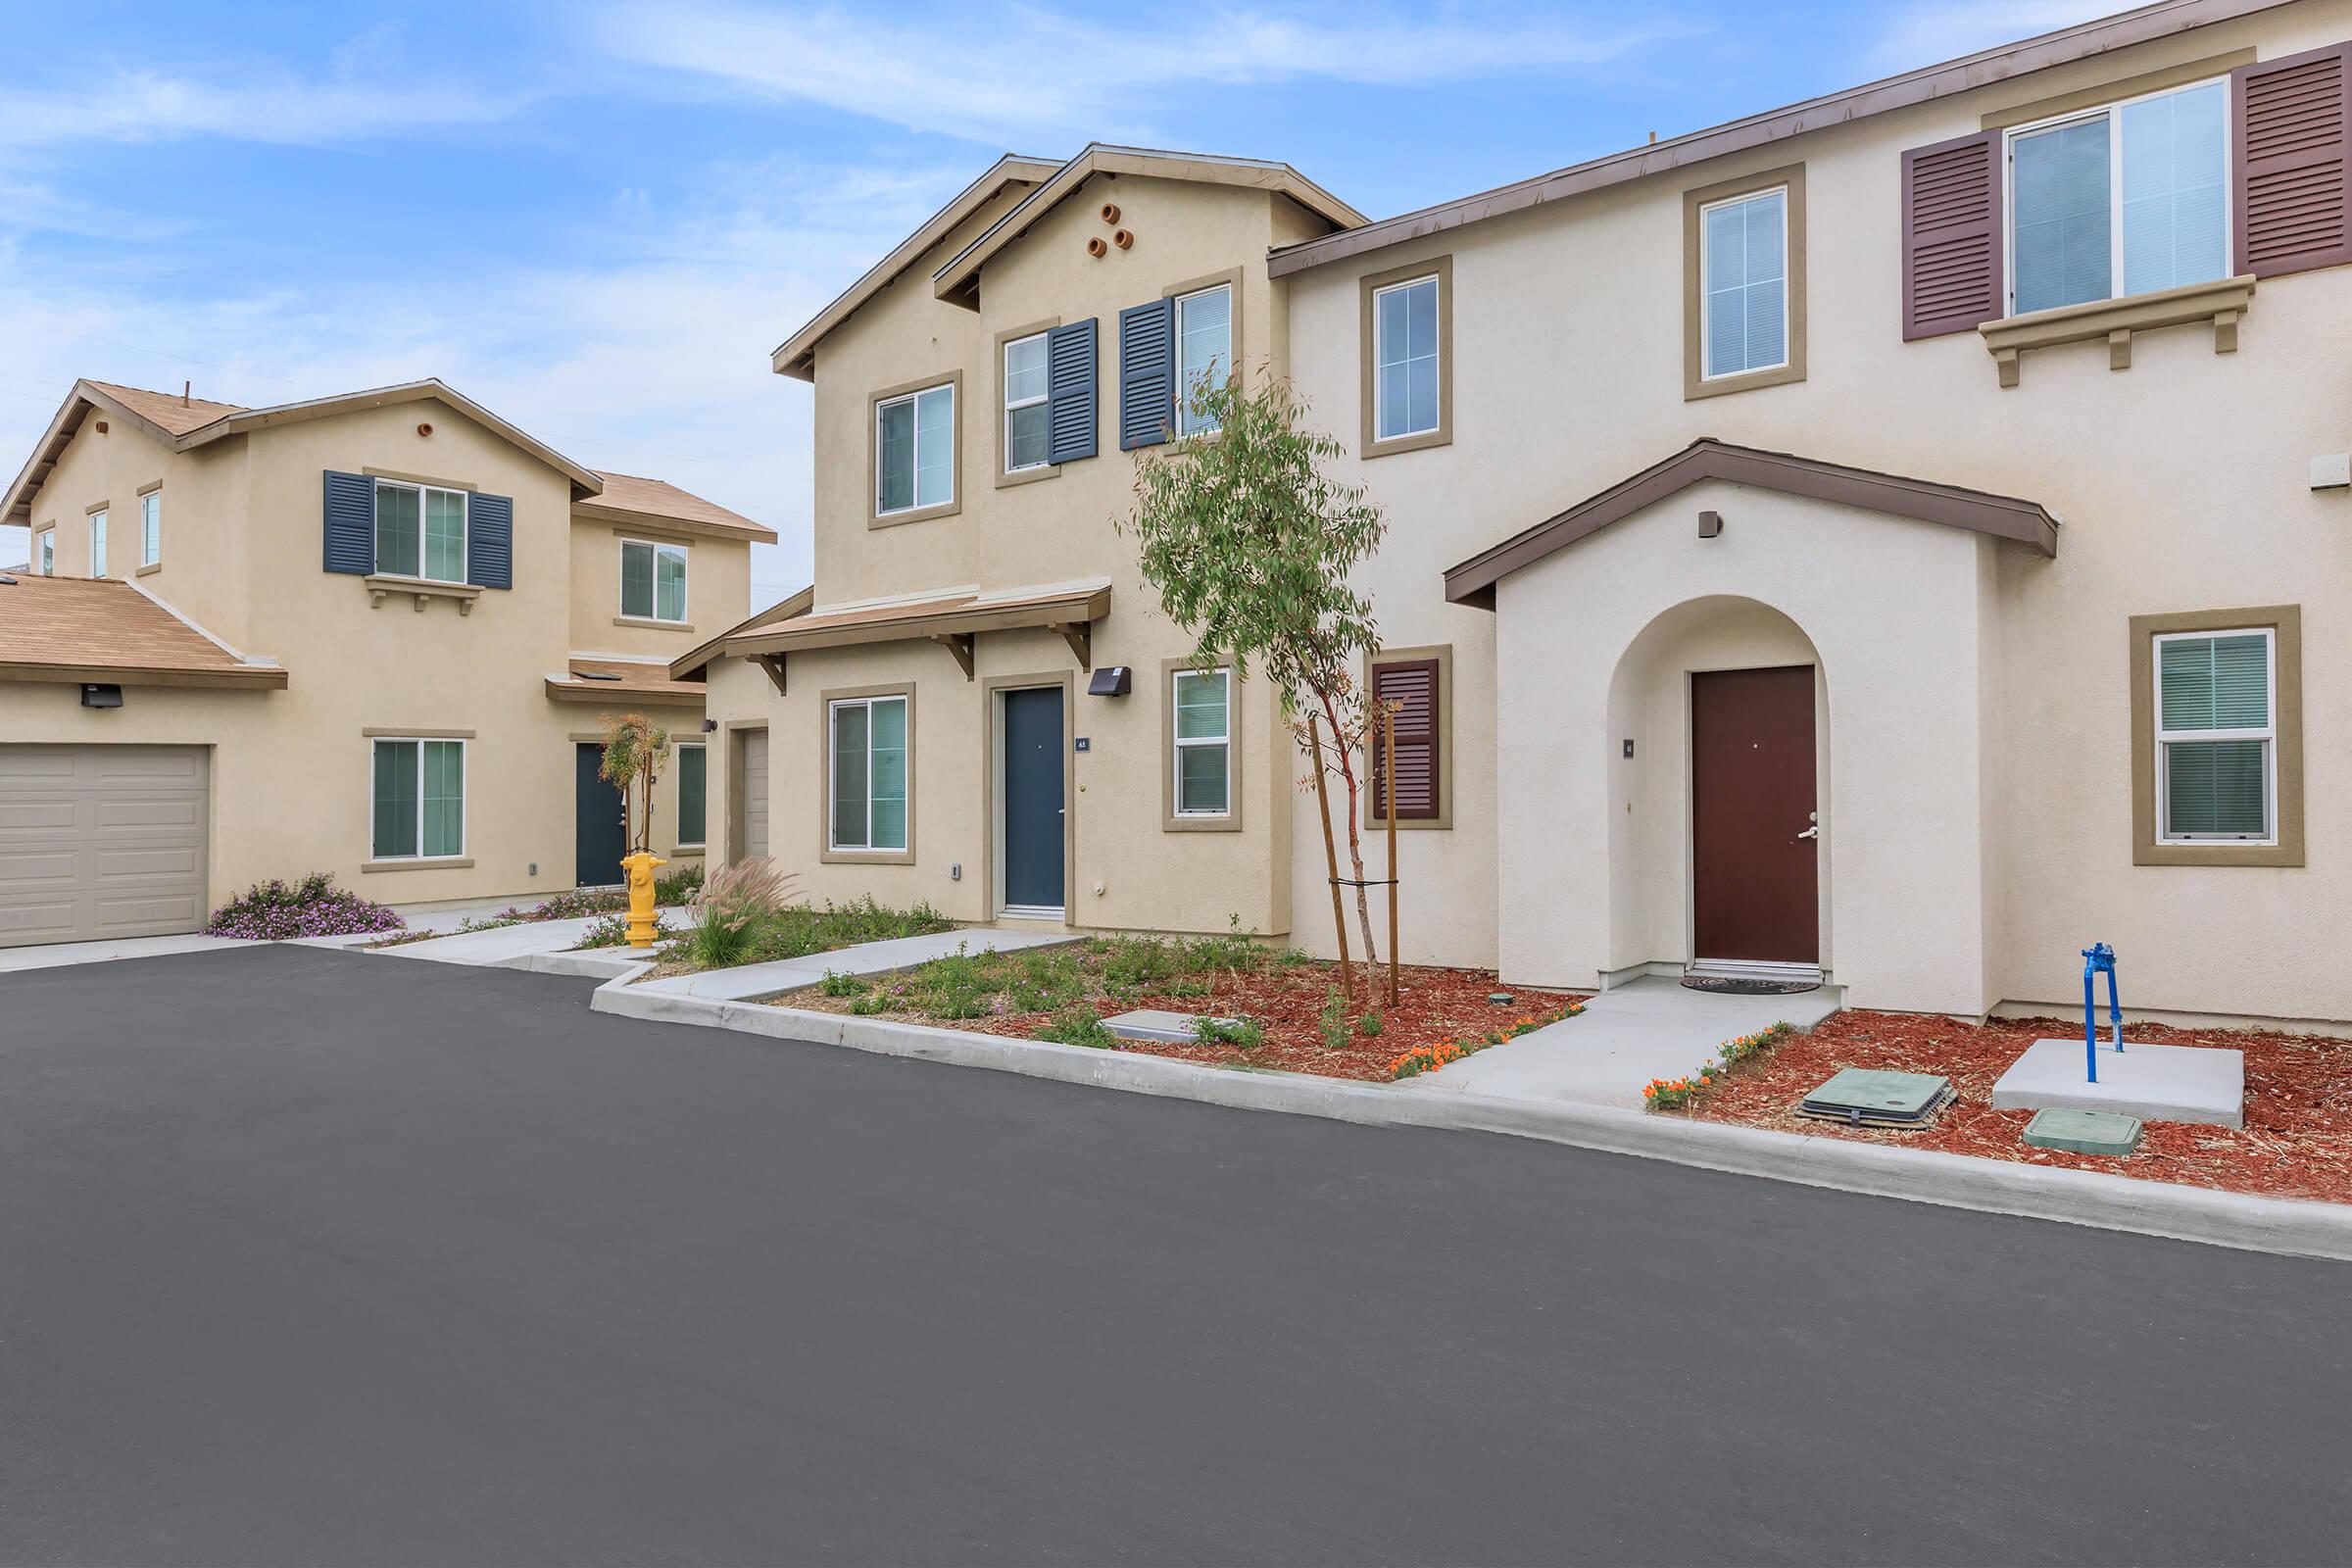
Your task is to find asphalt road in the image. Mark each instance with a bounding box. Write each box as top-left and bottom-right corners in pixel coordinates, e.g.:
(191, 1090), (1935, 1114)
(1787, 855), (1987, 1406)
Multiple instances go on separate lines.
(2, 944), (2346, 1567)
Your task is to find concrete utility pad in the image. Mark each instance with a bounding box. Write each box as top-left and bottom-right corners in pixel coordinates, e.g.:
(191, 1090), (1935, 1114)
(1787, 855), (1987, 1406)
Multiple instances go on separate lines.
(1992, 1039), (2244, 1130)
(2025, 1107), (2143, 1156)
(1102, 1008), (1242, 1044)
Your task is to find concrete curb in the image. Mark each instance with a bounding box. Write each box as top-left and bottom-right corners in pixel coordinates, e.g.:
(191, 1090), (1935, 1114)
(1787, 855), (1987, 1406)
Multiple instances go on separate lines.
(588, 979), (2352, 1263)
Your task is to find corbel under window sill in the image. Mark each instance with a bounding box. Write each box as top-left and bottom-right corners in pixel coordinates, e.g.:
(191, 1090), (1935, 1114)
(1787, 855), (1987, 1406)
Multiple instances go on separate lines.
(366, 574), (483, 614)
(1980, 274), (2255, 387)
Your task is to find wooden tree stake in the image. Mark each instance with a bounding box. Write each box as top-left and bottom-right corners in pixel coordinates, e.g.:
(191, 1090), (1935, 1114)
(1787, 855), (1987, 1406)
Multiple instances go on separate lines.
(1385, 703), (1399, 1009)
(1308, 715), (1354, 1004)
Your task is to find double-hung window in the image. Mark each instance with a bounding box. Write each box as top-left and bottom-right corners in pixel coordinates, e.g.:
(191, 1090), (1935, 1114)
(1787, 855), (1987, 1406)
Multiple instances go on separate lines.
(675, 743), (708, 848)
(1174, 283), (1232, 436)
(876, 383), (954, 516)
(1004, 333), (1051, 472)
(374, 479), (467, 582)
(2008, 77), (2229, 316)
(1372, 274), (1441, 440)
(1700, 186), (1789, 378)
(829, 694), (908, 853)
(371, 738), (466, 860)
(2155, 629), (2274, 842)
(35, 529), (53, 575)
(1172, 667), (1231, 818)
(620, 539), (688, 622)
(89, 510), (107, 578)
(139, 491), (162, 567)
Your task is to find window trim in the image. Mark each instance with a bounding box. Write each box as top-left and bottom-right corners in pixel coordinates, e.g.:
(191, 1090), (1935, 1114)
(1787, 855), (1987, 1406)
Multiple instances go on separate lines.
(1159, 268), (1245, 441)
(371, 477), (469, 585)
(2152, 626), (2278, 845)
(1682, 164), (1806, 401)
(34, 528), (53, 575)
(138, 486), (162, 570)
(868, 372), (962, 528)
(2130, 606), (2303, 867)
(999, 322), (1056, 481)
(819, 683), (916, 863)
(2000, 73), (2232, 319)
(674, 741), (708, 850)
(1361, 644), (1456, 831)
(1161, 658), (1243, 832)
(367, 735), (469, 865)
(1696, 184), (1793, 383)
(88, 508), (108, 579)
(617, 536), (691, 624)
(1358, 255), (1453, 459)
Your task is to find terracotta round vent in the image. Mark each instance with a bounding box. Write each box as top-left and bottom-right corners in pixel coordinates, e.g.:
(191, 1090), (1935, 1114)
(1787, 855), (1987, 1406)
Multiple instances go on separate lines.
(416, 421), (434, 437)
(1100, 202), (1120, 224)
(1112, 228), (1133, 250)
(1086, 235), (1107, 259)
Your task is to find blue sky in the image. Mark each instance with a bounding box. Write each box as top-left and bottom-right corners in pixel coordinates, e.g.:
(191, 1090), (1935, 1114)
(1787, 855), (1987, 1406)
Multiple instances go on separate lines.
(1, 0), (2110, 606)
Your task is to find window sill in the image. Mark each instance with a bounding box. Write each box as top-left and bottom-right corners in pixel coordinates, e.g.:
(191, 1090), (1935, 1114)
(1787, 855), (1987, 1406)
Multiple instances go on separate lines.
(870, 501), (959, 530)
(995, 462), (1060, 490)
(1162, 812), (1242, 833)
(612, 614), (696, 632)
(1367, 814), (1453, 832)
(1685, 360), (1804, 403)
(1980, 274), (2254, 387)
(1364, 426), (1452, 459)
(361, 857), (475, 873)
(366, 574), (482, 614)
(819, 848), (915, 865)
(2134, 840), (2301, 868)
(134, 562), (163, 577)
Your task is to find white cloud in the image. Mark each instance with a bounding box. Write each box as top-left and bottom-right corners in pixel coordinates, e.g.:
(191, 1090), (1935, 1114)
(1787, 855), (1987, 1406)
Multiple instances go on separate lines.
(1862, 1), (2127, 75)
(0, 56), (530, 151)
(594, 2), (1683, 142)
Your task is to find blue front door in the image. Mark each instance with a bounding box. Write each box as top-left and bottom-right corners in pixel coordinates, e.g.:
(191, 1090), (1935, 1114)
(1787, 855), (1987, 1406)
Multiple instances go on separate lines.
(575, 743), (626, 888)
(1002, 688), (1064, 911)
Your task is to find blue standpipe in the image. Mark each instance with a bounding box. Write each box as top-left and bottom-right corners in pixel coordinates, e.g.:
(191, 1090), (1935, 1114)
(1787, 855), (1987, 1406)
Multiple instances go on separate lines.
(2082, 943), (2122, 1084)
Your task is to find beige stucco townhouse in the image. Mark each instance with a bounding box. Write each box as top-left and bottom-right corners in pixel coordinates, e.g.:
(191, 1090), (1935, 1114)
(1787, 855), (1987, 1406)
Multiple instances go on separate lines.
(0, 377), (774, 946)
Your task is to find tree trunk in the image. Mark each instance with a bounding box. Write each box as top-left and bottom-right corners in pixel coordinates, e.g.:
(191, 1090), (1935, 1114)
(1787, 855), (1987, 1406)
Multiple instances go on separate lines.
(1317, 690), (1381, 982)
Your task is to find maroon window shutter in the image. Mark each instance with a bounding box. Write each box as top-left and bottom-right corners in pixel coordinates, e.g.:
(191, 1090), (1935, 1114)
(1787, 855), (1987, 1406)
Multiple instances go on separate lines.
(1901, 129), (2003, 339)
(2233, 43), (2352, 279)
(1369, 659), (1441, 821)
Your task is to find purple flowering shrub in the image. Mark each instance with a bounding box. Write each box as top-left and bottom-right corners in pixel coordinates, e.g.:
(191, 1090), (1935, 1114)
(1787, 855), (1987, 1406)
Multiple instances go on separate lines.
(206, 871), (406, 941)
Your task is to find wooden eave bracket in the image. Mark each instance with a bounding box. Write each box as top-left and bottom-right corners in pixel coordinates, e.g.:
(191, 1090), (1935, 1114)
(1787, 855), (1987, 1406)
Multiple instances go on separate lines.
(1048, 620), (1091, 670)
(1980, 274), (2255, 388)
(931, 632), (976, 679)
(755, 653), (788, 695)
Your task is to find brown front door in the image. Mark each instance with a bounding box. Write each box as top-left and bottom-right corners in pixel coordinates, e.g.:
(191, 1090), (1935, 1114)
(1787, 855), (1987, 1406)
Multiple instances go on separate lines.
(1690, 665), (1819, 964)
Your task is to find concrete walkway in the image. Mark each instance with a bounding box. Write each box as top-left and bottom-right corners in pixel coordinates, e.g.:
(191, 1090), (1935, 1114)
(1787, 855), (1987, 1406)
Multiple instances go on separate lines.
(368, 908), (686, 967)
(1397, 975), (1842, 1110)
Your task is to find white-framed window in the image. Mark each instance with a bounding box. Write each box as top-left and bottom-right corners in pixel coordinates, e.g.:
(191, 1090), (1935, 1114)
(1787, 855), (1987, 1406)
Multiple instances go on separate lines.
(139, 490), (162, 566)
(1372, 273), (1441, 440)
(89, 510), (108, 578)
(675, 742), (708, 848)
(876, 383), (954, 515)
(619, 538), (688, 622)
(2007, 75), (2229, 317)
(35, 529), (53, 575)
(370, 737), (466, 860)
(373, 479), (467, 583)
(1175, 283), (1232, 436)
(829, 694), (908, 852)
(1699, 185), (1789, 379)
(1004, 332), (1051, 472)
(1171, 666), (1232, 818)
(2155, 628), (2275, 843)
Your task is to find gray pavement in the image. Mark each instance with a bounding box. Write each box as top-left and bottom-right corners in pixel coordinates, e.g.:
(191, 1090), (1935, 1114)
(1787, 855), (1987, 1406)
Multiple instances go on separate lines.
(2, 944), (2346, 1568)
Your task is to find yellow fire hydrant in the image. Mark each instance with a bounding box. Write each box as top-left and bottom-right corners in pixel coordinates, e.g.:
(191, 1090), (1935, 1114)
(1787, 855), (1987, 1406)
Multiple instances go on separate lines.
(620, 849), (666, 949)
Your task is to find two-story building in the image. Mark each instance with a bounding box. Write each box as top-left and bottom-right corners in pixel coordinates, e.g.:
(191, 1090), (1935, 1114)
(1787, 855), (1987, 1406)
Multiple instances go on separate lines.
(0, 377), (774, 947)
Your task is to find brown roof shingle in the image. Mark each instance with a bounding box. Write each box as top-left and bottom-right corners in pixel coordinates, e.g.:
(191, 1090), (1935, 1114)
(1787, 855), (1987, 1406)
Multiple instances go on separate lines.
(0, 572), (285, 688)
(84, 380), (247, 437)
(546, 657), (707, 708)
(580, 471), (777, 542)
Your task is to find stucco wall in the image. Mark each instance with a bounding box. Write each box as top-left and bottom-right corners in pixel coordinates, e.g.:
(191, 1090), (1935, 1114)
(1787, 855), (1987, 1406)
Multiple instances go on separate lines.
(1280, 0), (2352, 1021)
(566, 517), (752, 662)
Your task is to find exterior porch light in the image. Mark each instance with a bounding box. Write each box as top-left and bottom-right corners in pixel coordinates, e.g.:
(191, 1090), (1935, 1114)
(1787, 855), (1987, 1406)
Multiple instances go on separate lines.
(1699, 509), (1723, 538)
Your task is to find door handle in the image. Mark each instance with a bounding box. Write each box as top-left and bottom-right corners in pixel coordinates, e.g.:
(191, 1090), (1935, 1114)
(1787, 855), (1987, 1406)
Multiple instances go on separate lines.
(1796, 825), (1820, 840)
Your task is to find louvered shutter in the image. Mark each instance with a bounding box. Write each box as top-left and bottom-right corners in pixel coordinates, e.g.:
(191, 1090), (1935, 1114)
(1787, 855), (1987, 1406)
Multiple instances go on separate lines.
(1046, 318), (1099, 465)
(322, 469), (373, 574)
(466, 492), (514, 589)
(1901, 129), (2004, 338)
(1118, 298), (1174, 450)
(2233, 43), (2352, 278)
(1369, 659), (1441, 821)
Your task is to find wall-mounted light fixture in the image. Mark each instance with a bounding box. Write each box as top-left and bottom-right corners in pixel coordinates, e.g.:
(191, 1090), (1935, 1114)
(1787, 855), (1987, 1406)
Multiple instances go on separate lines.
(1698, 510), (1723, 539)
(80, 683), (123, 710)
(1087, 665), (1132, 697)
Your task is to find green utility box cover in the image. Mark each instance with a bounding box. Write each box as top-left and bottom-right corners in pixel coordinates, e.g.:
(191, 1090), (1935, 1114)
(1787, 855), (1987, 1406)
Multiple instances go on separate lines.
(2024, 1106), (2142, 1156)
(1797, 1067), (1954, 1126)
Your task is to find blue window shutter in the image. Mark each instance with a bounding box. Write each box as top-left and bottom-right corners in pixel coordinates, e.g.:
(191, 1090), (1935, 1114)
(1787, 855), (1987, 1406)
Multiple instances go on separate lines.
(322, 470), (373, 574)
(466, 492), (514, 589)
(1118, 298), (1173, 451)
(1046, 318), (1099, 465)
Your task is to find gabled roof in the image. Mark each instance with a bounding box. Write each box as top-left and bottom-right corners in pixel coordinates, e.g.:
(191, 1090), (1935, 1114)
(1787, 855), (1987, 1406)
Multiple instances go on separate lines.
(0, 572), (287, 689)
(1272, 0), (2291, 278)
(85, 380), (247, 436)
(771, 155), (1063, 381)
(669, 584), (813, 682)
(576, 471), (778, 544)
(1444, 439), (2062, 608)
(929, 144), (1366, 306)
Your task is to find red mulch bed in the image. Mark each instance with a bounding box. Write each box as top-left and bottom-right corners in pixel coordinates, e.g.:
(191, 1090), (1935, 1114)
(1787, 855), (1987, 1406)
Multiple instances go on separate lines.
(788, 961), (1583, 1081)
(1682, 1009), (2352, 1203)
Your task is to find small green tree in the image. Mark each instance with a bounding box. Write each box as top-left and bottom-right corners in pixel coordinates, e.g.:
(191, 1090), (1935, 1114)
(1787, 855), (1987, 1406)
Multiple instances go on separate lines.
(1122, 369), (1388, 993)
(599, 711), (672, 854)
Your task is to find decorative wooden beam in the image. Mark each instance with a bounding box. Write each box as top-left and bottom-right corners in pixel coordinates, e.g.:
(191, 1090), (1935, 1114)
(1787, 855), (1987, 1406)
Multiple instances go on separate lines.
(755, 654), (788, 696)
(932, 632), (975, 680)
(1048, 620), (1091, 671)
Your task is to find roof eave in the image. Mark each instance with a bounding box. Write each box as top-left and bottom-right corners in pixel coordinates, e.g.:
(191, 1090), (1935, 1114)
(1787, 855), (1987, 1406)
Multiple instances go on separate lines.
(0, 661), (289, 691)
(180, 380), (606, 496)
(669, 584), (814, 681)
(570, 500), (779, 546)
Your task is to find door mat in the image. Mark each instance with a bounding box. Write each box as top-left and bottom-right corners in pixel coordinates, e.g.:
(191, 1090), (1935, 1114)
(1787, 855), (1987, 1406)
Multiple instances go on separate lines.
(1681, 975), (1819, 996)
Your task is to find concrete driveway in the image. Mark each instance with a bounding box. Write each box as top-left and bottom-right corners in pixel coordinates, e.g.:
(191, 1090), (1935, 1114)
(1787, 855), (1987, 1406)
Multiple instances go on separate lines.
(3, 945), (2347, 1567)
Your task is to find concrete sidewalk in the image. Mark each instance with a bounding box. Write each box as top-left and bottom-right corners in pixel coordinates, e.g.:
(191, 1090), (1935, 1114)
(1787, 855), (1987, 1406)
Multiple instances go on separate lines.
(1398, 975), (1842, 1109)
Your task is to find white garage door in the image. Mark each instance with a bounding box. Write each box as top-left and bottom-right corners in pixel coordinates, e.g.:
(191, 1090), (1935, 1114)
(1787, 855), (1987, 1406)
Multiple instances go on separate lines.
(0, 745), (211, 948)
(737, 729), (769, 861)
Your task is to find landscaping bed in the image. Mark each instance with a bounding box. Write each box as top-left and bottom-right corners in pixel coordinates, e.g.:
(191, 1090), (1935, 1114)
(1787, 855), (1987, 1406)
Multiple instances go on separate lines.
(1668, 1009), (2352, 1203)
(640, 897), (956, 977)
(770, 935), (1583, 1080)
(369, 867), (707, 948)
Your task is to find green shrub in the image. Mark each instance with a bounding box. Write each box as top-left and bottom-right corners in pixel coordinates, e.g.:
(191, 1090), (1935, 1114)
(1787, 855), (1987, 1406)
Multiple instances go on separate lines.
(1038, 1006), (1117, 1048)
(817, 969), (866, 997)
(1102, 937), (1177, 990)
(1190, 1015), (1264, 1051)
(207, 872), (404, 941)
(655, 862), (706, 905)
(849, 993), (892, 1015)
(684, 904), (753, 967)
(1318, 988), (1351, 1053)
(1359, 1009), (1383, 1038)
